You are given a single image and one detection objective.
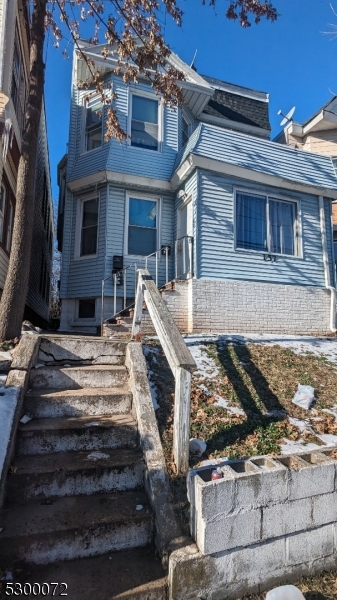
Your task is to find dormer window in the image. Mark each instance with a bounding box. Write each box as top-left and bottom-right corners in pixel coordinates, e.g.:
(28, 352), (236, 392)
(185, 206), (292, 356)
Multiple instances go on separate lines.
(84, 97), (103, 152)
(129, 93), (160, 151)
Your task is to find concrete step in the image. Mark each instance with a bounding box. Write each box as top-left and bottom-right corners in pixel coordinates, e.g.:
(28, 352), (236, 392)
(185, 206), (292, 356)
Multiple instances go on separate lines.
(13, 547), (166, 599)
(0, 490), (153, 565)
(29, 365), (128, 390)
(24, 387), (132, 418)
(38, 336), (128, 366)
(17, 414), (138, 456)
(7, 448), (144, 502)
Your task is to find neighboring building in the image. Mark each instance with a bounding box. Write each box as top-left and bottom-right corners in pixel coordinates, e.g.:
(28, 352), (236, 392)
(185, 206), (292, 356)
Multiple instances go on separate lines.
(275, 97), (337, 256)
(58, 42), (337, 335)
(0, 0), (53, 327)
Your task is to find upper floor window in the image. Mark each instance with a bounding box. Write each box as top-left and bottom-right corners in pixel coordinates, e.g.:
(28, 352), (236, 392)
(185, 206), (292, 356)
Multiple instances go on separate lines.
(11, 31), (26, 132)
(84, 97), (103, 152)
(130, 93), (160, 151)
(235, 190), (299, 257)
(0, 183), (15, 254)
(127, 195), (158, 256)
(181, 112), (192, 147)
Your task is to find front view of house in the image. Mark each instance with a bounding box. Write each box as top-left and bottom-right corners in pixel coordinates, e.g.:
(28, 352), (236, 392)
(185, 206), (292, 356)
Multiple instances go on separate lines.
(58, 43), (337, 335)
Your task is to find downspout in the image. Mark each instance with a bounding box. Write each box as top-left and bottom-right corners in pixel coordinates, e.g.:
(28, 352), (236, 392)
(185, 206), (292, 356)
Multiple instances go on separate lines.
(319, 195), (336, 332)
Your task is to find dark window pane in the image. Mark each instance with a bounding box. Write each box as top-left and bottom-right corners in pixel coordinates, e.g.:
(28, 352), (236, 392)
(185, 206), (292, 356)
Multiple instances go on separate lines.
(79, 298), (96, 318)
(86, 101), (102, 150)
(83, 199), (98, 228)
(81, 225), (98, 255)
(182, 117), (189, 146)
(87, 127), (102, 151)
(128, 226), (156, 255)
(236, 193), (267, 251)
(86, 102), (102, 127)
(269, 200), (295, 256)
(129, 199), (156, 228)
(132, 95), (158, 124)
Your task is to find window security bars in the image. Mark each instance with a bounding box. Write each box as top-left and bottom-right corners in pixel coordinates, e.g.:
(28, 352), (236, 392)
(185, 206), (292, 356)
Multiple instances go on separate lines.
(101, 235), (193, 333)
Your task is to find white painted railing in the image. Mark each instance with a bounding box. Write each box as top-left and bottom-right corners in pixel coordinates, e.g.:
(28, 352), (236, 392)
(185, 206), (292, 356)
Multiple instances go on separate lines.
(132, 269), (196, 474)
(101, 235), (193, 331)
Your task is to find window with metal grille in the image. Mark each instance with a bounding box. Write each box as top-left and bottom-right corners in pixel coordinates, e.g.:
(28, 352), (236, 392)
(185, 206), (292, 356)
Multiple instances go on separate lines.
(235, 191), (299, 257)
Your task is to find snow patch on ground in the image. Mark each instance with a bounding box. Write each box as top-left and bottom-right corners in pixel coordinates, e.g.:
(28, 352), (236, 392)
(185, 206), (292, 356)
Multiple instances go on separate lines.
(213, 395), (245, 416)
(0, 384), (20, 479)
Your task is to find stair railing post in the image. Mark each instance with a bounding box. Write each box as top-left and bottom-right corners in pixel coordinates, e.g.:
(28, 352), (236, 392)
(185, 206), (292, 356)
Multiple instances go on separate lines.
(132, 271), (145, 337)
(113, 274), (117, 316)
(173, 366), (191, 473)
(165, 246), (168, 284)
(155, 252), (158, 286)
(101, 279), (105, 337)
(123, 269), (126, 310)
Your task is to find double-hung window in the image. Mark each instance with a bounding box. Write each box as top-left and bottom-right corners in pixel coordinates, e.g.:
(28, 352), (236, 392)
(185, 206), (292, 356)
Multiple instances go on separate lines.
(130, 94), (159, 151)
(127, 196), (158, 256)
(79, 197), (99, 256)
(84, 97), (103, 151)
(11, 30), (25, 132)
(235, 190), (299, 257)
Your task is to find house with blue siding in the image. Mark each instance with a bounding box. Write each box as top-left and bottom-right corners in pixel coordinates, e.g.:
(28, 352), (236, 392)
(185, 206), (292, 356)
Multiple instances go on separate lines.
(58, 42), (337, 335)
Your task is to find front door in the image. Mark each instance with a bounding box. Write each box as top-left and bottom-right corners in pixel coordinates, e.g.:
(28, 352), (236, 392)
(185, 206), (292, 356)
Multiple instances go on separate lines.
(176, 198), (193, 279)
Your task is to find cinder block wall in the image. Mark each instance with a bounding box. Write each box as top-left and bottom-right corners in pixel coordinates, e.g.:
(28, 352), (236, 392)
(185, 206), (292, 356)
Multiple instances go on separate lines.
(184, 450), (337, 598)
(170, 279), (331, 334)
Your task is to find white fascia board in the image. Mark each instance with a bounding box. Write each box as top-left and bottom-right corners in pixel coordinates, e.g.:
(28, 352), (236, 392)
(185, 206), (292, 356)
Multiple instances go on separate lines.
(200, 113), (270, 138)
(302, 111), (324, 136)
(286, 122), (303, 137)
(68, 170), (172, 193)
(167, 51), (213, 90)
(206, 79), (269, 103)
(171, 154), (337, 199)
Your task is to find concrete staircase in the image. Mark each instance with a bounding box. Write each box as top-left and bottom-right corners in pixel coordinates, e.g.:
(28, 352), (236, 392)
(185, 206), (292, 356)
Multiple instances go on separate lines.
(0, 335), (166, 599)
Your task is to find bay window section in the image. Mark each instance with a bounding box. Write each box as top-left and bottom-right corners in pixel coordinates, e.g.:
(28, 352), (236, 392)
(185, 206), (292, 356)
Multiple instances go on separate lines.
(85, 97), (102, 151)
(130, 94), (159, 151)
(236, 191), (299, 257)
(80, 198), (98, 256)
(128, 197), (157, 256)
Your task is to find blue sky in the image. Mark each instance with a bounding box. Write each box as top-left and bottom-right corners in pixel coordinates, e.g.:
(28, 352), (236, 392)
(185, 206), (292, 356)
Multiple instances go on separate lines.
(45, 0), (337, 199)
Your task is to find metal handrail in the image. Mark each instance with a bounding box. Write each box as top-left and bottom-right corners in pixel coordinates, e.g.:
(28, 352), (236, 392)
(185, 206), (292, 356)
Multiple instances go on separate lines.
(101, 235), (193, 332)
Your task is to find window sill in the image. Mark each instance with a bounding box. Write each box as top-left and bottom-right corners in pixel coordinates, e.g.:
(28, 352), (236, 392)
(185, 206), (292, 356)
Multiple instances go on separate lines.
(73, 254), (98, 261)
(234, 247), (303, 260)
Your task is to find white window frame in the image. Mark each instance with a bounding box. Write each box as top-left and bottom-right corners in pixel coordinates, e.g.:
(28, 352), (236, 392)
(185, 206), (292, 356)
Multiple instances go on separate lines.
(234, 187), (302, 259)
(76, 297), (97, 321)
(127, 89), (163, 153)
(332, 157), (337, 175)
(74, 192), (100, 260)
(181, 108), (192, 148)
(124, 192), (161, 258)
(81, 94), (104, 154)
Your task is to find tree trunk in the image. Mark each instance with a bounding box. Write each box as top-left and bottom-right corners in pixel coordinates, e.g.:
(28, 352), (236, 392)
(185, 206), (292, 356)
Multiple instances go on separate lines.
(0, 0), (47, 341)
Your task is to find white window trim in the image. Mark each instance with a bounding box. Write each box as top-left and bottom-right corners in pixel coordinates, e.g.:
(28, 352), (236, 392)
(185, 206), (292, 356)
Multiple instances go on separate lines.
(124, 191), (161, 258)
(74, 192), (100, 260)
(233, 187), (303, 259)
(75, 298), (97, 321)
(127, 88), (163, 153)
(80, 94), (104, 155)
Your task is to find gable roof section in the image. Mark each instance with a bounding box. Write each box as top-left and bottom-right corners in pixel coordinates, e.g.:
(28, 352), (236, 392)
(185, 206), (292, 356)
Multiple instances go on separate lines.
(173, 123), (337, 196)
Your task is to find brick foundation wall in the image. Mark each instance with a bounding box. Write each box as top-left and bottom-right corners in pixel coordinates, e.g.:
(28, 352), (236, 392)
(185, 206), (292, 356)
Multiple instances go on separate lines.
(190, 279), (331, 334)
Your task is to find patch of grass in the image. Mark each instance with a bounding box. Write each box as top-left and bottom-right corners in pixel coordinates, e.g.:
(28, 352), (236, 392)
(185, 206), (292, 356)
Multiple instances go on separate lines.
(241, 569), (337, 599)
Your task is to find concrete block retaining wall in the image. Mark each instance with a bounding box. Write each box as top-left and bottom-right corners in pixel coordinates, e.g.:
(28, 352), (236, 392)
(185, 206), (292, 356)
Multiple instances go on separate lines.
(174, 450), (337, 599)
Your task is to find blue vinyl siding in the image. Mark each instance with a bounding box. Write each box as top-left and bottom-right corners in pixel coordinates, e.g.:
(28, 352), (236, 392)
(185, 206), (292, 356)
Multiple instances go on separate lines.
(68, 77), (179, 184)
(104, 185), (175, 298)
(175, 124), (337, 191)
(195, 170), (327, 287)
(325, 198), (335, 286)
(61, 186), (107, 298)
(175, 172), (198, 275)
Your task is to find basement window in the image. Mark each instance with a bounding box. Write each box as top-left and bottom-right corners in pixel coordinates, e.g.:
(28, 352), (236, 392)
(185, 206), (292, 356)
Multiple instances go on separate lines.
(78, 298), (96, 319)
